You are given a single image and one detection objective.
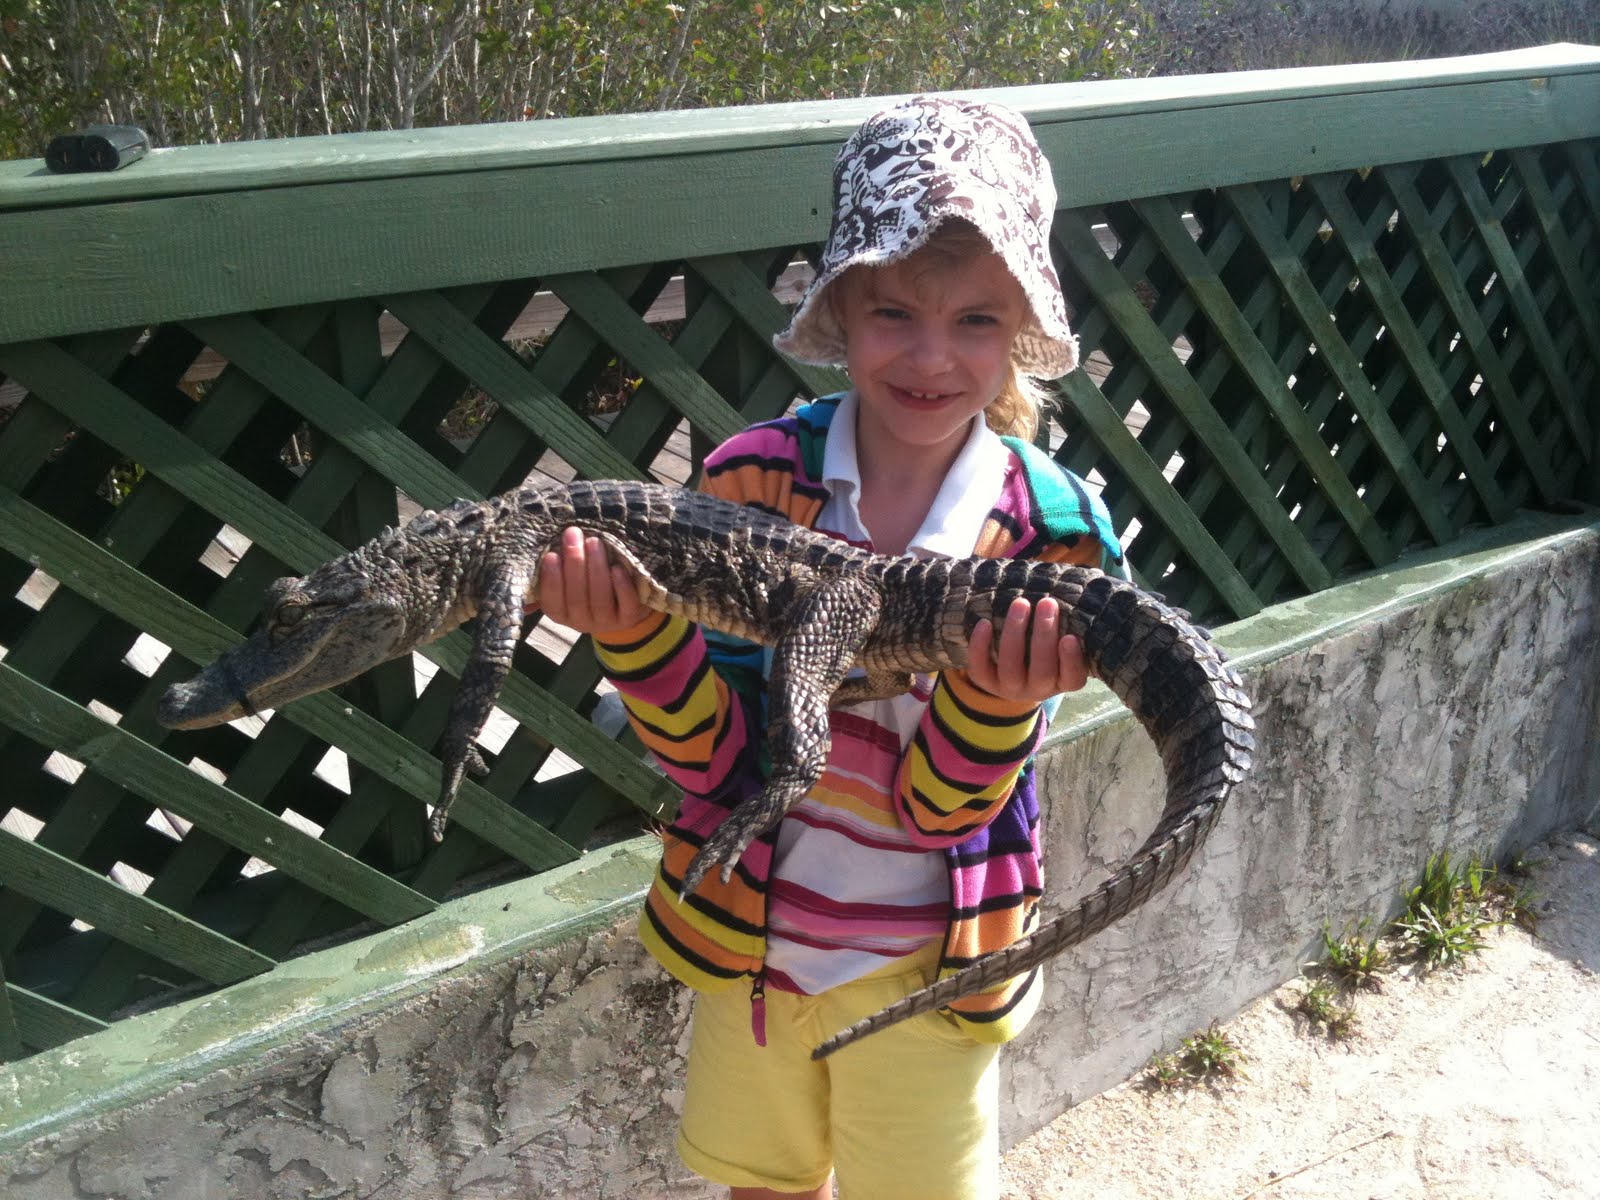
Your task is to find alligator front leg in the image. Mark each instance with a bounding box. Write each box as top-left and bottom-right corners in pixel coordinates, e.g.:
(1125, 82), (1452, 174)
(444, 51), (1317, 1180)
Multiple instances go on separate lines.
(679, 575), (883, 896)
(430, 562), (534, 840)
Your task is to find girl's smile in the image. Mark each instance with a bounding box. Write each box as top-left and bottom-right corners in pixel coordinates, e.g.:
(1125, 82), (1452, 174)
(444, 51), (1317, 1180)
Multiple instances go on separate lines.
(833, 248), (1027, 467)
(885, 384), (958, 409)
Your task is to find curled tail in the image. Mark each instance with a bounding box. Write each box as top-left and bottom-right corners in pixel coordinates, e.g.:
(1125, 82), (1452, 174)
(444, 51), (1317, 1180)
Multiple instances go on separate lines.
(814, 573), (1255, 1060)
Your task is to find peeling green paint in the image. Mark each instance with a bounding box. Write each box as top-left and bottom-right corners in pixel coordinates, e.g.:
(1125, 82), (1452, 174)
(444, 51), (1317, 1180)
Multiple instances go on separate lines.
(0, 840), (656, 1154)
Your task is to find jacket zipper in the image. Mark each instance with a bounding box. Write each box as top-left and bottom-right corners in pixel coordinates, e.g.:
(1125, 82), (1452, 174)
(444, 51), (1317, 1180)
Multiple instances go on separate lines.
(750, 969), (768, 1047)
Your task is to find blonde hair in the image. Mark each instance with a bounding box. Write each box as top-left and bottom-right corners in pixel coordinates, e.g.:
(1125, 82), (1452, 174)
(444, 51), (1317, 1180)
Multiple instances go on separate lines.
(988, 367), (1053, 444)
(829, 220), (1056, 442)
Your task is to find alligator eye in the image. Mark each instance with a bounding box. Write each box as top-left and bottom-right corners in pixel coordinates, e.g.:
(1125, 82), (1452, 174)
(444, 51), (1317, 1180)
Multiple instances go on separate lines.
(266, 604), (308, 642)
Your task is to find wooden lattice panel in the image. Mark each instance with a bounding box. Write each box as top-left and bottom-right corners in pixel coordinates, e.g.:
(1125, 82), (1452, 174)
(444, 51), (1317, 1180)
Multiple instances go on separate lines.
(0, 254), (845, 1042)
(1048, 145), (1598, 621)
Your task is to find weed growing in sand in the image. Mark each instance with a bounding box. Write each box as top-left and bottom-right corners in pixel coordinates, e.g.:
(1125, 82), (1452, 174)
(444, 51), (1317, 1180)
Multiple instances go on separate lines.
(1403, 849), (1470, 918)
(1495, 879), (1542, 933)
(1392, 851), (1493, 967)
(1289, 847), (1545, 1048)
(1294, 979), (1358, 1040)
(1146, 1021), (1247, 1089)
(1390, 849), (1540, 966)
(1316, 919), (1387, 990)
(1391, 902), (1492, 967)
(1487, 854), (1543, 933)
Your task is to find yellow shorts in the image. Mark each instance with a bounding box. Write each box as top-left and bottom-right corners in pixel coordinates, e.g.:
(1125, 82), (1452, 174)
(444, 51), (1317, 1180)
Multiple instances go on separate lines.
(678, 943), (1001, 1200)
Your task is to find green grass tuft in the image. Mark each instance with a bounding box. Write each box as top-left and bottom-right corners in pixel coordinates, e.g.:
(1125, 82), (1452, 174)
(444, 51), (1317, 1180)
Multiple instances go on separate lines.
(1389, 848), (1540, 967)
(1145, 1021), (1247, 1089)
(1294, 979), (1358, 1040)
(1316, 918), (1388, 990)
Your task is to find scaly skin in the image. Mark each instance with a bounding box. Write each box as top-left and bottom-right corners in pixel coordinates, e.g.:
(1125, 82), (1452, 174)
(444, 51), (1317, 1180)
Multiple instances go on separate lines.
(159, 478), (1255, 1051)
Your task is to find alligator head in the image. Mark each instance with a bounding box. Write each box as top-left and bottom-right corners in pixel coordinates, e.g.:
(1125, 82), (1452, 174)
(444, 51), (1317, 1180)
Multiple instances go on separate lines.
(159, 551), (417, 729)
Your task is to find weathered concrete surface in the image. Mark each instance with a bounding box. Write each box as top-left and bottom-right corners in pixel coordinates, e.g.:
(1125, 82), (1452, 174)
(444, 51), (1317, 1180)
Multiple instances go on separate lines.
(1003, 510), (1600, 1144)
(2, 512), (1596, 1199)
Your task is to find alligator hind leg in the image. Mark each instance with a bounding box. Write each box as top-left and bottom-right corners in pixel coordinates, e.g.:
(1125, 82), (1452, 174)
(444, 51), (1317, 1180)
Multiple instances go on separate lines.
(680, 576), (882, 897)
(830, 670), (914, 706)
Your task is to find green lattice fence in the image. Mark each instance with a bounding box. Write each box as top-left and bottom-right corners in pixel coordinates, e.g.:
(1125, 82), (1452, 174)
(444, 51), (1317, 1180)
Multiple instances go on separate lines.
(0, 46), (1596, 1060)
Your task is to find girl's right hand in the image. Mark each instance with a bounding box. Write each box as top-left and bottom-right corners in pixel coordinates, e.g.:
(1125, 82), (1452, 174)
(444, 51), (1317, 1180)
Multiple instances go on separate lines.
(538, 527), (652, 636)
(964, 595), (1088, 705)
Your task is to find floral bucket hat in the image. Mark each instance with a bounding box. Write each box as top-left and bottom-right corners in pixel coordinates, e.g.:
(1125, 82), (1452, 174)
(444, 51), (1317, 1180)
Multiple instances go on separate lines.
(774, 95), (1078, 378)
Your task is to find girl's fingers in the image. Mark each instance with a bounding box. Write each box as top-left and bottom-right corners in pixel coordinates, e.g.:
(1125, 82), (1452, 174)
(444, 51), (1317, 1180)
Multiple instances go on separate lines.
(583, 536), (616, 621)
(967, 619), (998, 691)
(541, 529), (602, 629)
(560, 527), (589, 616)
(538, 549), (565, 619)
(1026, 598), (1060, 693)
(1057, 632), (1088, 693)
(538, 529), (647, 634)
(612, 564), (644, 625)
(995, 597), (1032, 685)
(969, 599), (1088, 701)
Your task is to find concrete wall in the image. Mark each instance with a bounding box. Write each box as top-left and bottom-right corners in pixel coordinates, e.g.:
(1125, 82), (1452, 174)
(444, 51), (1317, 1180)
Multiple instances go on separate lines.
(2, 511), (1597, 1199)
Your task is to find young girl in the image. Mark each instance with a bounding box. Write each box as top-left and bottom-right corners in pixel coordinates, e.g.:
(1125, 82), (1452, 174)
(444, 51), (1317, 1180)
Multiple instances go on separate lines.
(540, 97), (1123, 1200)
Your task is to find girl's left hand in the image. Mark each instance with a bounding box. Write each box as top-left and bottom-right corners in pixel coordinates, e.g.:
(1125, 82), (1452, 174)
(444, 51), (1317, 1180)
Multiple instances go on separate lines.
(537, 527), (652, 636)
(964, 596), (1088, 705)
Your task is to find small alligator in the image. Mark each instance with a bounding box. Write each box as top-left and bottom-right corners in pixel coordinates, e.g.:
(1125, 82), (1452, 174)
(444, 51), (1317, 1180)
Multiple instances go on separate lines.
(159, 478), (1255, 1054)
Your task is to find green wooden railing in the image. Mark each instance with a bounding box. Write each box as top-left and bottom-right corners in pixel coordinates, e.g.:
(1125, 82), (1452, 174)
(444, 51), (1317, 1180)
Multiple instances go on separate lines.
(0, 45), (1596, 1061)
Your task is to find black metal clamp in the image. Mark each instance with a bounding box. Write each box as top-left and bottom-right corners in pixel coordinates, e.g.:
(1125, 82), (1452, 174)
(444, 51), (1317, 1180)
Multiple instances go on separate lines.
(45, 125), (152, 173)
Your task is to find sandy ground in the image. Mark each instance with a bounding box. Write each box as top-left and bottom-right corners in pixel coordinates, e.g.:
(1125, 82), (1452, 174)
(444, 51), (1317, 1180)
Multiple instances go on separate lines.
(999, 830), (1600, 1200)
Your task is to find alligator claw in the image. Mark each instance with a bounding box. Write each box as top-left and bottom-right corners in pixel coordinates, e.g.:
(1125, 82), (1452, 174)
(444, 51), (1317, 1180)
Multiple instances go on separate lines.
(678, 817), (760, 898)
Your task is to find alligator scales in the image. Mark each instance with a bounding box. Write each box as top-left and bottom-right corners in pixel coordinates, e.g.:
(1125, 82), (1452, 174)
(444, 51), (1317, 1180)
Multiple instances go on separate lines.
(159, 479), (1255, 1056)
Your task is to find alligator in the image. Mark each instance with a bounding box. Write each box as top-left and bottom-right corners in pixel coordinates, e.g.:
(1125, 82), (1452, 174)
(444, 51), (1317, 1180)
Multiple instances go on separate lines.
(159, 477), (1255, 1054)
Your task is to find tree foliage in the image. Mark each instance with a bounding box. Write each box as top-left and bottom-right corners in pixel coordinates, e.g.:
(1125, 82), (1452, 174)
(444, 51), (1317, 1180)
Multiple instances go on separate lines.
(0, 1), (1153, 158)
(1142, 0), (1600, 76)
(8, 1), (1587, 160)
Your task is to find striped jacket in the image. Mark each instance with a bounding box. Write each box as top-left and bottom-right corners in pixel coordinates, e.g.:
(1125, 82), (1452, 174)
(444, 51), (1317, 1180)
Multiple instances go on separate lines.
(595, 394), (1122, 1042)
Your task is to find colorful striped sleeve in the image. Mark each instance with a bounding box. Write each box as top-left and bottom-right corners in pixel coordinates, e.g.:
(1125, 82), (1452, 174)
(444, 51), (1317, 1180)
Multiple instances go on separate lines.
(590, 422), (808, 799)
(895, 672), (1044, 845)
(895, 532), (1112, 846)
(591, 612), (754, 800)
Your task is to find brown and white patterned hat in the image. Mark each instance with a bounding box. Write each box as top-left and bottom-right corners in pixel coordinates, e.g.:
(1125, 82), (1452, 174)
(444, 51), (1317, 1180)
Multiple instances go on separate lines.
(774, 95), (1077, 378)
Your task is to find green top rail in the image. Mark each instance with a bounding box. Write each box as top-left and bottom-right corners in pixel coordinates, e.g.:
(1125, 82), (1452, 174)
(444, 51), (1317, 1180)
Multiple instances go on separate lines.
(4, 43), (1599, 202)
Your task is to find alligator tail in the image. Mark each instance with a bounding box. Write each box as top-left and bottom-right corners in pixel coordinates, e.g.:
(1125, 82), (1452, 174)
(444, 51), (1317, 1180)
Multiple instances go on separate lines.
(812, 573), (1255, 1060)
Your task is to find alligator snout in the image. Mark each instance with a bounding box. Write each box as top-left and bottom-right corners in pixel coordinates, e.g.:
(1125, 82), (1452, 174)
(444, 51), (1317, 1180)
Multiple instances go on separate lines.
(158, 671), (252, 729)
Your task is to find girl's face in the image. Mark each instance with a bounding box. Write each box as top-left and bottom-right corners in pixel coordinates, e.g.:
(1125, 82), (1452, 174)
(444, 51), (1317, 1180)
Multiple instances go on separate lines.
(833, 249), (1025, 462)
